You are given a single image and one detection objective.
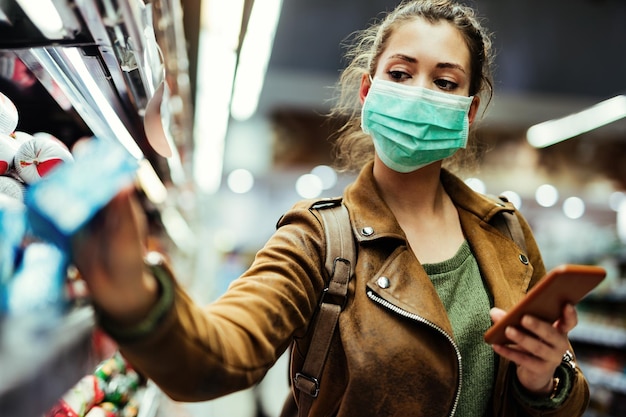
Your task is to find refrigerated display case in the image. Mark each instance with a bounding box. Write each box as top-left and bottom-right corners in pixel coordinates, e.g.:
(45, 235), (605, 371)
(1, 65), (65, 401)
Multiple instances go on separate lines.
(0, 1), (195, 416)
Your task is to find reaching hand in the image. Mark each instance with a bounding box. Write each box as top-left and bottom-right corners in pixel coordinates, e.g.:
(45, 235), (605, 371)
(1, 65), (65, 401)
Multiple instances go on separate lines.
(71, 187), (159, 325)
(489, 304), (577, 395)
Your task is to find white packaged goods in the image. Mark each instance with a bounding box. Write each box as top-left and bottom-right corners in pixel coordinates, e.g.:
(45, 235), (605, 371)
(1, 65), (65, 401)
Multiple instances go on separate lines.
(0, 92), (18, 135)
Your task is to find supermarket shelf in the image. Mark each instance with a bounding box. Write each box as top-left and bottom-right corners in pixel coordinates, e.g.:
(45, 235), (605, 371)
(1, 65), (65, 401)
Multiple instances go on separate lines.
(0, 306), (95, 417)
(587, 282), (626, 303)
(570, 322), (626, 349)
(580, 362), (626, 395)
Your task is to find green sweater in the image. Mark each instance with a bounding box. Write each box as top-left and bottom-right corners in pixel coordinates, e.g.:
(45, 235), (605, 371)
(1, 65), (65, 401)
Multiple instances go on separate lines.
(423, 240), (495, 417)
(423, 241), (572, 415)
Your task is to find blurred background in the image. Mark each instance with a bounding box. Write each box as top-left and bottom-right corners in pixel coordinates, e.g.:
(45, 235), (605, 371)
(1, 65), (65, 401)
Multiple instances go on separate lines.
(0, 0), (625, 416)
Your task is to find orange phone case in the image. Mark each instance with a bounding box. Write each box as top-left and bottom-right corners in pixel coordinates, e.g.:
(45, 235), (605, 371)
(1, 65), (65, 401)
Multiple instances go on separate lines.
(483, 264), (606, 345)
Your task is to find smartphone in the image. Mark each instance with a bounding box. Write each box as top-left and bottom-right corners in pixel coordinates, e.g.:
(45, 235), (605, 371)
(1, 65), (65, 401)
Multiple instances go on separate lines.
(483, 264), (606, 345)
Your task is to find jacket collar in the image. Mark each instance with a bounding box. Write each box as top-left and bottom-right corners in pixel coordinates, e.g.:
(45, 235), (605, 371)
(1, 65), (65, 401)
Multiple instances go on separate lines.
(343, 161), (513, 244)
(343, 162), (404, 243)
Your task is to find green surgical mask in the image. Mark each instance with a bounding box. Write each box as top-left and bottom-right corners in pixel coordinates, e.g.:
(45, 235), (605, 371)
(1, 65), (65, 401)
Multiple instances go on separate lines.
(361, 78), (473, 173)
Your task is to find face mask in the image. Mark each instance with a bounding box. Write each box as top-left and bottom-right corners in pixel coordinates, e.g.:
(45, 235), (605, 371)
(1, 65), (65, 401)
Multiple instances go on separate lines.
(361, 77), (473, 173)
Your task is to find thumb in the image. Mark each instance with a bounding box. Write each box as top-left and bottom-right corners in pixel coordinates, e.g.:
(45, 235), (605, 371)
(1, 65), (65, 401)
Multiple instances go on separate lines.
(489, 307), (508, 323)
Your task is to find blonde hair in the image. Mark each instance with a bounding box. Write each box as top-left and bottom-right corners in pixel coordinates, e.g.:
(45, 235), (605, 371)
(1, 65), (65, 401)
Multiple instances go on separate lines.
(329, 0), (494, 173)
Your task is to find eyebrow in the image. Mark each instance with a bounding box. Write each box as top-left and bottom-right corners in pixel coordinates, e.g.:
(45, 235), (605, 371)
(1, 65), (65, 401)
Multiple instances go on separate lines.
(390, 53), (417, 63)
(389, 54), (467, 73)
(437, 62), (467, 74)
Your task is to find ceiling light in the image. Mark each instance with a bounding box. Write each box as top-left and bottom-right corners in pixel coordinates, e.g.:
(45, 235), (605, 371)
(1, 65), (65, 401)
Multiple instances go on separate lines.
(535, 184), (559, 207)
(296, 174), (323, 198)
(311, 165), (337, 190)
(193, 34), (237, 194)
(562, 197), (585, 219)
(227, 168), (254, 194)
(193, 0), (245, 194)
(230, 0), (283, 120)
(527, 95), (626, 148)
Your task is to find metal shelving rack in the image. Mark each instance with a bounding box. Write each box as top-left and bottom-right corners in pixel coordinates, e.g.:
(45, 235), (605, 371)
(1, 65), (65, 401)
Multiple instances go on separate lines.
(0, 1), (194, 416)
(0, 307), (95, 417)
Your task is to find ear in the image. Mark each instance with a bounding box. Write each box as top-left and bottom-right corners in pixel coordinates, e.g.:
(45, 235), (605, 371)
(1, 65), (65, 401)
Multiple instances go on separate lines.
(468, 96), (481, 125)
(359, 74), (372, 105)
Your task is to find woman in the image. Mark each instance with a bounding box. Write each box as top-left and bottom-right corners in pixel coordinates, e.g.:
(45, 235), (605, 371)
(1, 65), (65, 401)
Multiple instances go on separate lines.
(72, 1), (590, 416)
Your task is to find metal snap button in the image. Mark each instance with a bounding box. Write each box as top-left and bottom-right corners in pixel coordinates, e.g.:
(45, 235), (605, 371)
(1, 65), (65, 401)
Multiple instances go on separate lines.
(361, 226), (374, 237)
(377, 276), (390, 289)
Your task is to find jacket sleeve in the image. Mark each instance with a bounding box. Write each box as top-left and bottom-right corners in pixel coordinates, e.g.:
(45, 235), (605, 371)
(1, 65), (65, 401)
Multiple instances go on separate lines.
(501, 357), (589, 417)
(498, 210), (590, 417)
(100, 201), (328, 402)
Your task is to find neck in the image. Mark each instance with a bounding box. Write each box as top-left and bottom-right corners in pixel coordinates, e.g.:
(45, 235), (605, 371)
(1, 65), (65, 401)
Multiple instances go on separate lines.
(373, 157), (446, 215)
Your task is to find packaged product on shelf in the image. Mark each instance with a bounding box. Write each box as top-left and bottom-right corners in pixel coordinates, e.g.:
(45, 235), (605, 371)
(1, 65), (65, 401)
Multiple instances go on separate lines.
(5, 241), (68, 316)
(104, 371), (141, 405)
(84, 405), (117, 417)
(46, 375), (106, 417)
(0, 174), (26, 201)
(25, 136), (138, 249)
(11, 130), (35, 145)
(119, 398), (139, 417)
(95, 353), (128, 381)
(0, 203), (26, 311)
(0, 54), (37, 89)
(14, 134), (74, 184)
(0, 90), (18, 135)
(0, 132), (21, 175)
(46, 352), (144, 417)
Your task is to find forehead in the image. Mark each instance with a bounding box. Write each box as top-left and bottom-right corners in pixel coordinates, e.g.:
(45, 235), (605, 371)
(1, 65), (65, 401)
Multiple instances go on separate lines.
(381, 17), (471, 69)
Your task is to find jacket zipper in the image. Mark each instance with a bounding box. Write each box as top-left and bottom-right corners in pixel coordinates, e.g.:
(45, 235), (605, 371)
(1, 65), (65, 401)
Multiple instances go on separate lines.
(366, 289), (462, 417)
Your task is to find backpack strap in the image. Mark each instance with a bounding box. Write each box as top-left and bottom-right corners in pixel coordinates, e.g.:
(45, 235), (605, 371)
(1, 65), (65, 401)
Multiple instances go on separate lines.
(291, 200), (355, 417)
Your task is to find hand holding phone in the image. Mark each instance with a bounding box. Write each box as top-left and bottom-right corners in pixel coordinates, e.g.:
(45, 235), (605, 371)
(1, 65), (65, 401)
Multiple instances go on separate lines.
(484, 264), (606, 345)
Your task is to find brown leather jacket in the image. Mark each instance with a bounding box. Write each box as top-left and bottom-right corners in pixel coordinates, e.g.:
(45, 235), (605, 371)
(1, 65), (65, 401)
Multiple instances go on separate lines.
(112, 163), (589, 417)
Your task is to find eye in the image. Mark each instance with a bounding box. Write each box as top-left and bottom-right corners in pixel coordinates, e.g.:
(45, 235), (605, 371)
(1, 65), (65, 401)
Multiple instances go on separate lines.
(434, 79), (459, 91)
(387, 70), (411, 81)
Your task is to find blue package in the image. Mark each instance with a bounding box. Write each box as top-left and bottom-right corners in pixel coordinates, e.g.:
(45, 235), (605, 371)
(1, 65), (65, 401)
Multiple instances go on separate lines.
(0, 204), (27, 313)
(5, 242), (68, 317)
(24, 136), (139, 249)
(0, 204), (27, 284)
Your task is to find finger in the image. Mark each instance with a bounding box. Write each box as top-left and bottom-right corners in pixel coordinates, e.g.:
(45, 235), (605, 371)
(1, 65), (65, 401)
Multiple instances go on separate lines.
(489, 307), (507, 322)
(492, 342), (548, 372)
(128, 190), (149, 247)
(505, 324), (547, 354)
(505, 322), (562, 366)
(101, 192), (147, 277)
(555, 304), (578, 333)
(520, 315), (560, 346)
